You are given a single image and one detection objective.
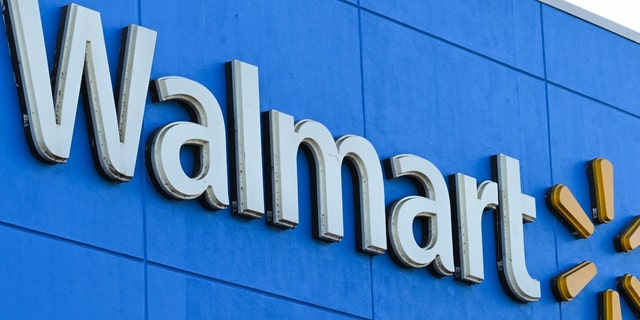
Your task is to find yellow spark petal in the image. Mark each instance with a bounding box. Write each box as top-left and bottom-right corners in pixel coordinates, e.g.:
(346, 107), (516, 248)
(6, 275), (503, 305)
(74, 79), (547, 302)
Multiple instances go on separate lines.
(599, 290), (622, 320)
(588, 158), (614, 224)
(548, 184), (594, 238)
(615, 216), (640, 252)
(618, 274), (640, 318)
(553, 261), (597, 301)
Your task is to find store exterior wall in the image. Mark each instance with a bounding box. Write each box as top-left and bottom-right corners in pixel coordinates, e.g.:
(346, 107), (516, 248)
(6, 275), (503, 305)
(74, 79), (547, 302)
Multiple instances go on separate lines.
(1, 0), (639, 319)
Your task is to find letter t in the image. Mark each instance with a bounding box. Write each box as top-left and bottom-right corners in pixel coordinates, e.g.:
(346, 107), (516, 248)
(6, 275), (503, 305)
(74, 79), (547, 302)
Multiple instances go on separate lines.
(492, 154), (541, 302)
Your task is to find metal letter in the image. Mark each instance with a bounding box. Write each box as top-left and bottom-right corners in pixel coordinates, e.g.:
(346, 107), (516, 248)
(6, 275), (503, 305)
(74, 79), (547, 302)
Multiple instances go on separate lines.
(149, 77), (229, 210)
(3, 0), (156, 181)
(387, 154), (455, 276)
(493, 154), (541, 302)
(451, 173), (498, 283)
(226, 60), (265, 218)
(337, 135), (387, 254)
(266, 110), (386, 254)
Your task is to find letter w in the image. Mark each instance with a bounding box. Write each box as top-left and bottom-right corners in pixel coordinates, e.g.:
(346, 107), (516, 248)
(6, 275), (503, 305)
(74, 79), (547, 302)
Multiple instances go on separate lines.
(3, 0), (156, 181)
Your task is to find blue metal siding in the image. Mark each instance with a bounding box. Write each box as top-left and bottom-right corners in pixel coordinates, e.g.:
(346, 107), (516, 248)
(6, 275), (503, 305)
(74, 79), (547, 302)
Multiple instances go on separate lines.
(1, 0), (639, 319)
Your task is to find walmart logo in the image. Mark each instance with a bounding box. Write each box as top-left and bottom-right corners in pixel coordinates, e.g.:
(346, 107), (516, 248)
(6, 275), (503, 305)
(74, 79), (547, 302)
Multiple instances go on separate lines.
(547, 158), (640, 319)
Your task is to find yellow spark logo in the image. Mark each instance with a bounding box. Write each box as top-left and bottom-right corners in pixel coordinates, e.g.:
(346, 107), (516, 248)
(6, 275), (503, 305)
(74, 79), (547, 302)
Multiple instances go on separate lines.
(547, 158), (640, 319)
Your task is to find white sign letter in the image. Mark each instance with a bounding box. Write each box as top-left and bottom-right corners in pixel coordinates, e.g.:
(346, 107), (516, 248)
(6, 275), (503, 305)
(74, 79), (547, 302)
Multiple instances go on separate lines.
(266, 110), (386, 254)
(451, 173), (498, 283)
(4, 0), (156, 181)
(226, 60), (265, 218)
(493, 154), (540, 302)
(387, 154), (455, 276)
(149, 77), (229, 210)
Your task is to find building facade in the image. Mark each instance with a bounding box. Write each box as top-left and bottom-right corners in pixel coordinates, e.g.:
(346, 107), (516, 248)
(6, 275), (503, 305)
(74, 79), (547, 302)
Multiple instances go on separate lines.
(1, 0), (640, 319)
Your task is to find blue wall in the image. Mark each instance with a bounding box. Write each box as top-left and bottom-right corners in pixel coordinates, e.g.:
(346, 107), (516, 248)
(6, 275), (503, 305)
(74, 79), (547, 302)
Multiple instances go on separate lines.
(1, 0), (639, 319)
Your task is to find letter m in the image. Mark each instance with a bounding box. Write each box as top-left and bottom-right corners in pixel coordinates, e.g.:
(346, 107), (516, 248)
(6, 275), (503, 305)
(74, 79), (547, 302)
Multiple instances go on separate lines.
(3, 0), (156, 181)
